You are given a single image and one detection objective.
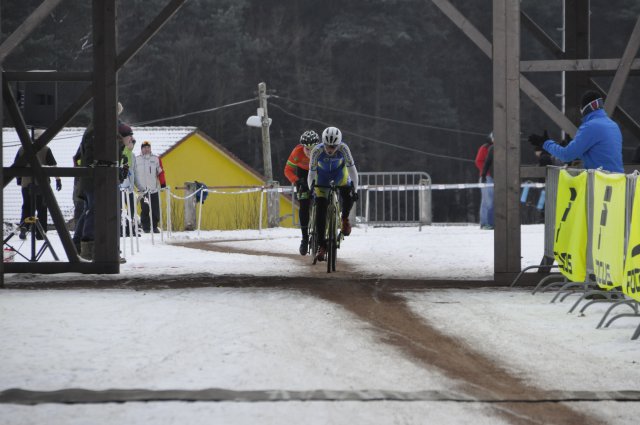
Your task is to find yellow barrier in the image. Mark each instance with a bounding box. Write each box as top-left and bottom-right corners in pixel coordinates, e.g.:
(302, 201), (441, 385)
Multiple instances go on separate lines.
(623, 180), (640, 302)
(554, 170), (588, 282)
(591, 172), (626, 289)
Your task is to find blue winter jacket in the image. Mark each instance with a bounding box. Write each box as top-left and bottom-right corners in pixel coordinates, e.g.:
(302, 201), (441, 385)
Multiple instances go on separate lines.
(542, 109), (623, 173)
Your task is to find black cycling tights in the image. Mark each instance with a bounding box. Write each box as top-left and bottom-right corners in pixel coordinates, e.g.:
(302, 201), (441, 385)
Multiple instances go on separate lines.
(314, 186), (354, 244)
(299, 197), (310, 237)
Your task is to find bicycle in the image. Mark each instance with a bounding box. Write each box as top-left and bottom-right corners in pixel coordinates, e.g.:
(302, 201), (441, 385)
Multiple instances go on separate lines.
(309, 180), (343, 273)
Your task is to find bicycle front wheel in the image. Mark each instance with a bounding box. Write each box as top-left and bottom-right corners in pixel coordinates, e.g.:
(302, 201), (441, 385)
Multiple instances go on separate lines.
(326, 204), (336, 273)
(309, 203), (319, 264)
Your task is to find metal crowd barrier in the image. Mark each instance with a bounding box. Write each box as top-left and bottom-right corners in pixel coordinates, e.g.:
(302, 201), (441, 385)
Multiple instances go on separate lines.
(356, 171), (432, 230)
(522, 166), (640, 340)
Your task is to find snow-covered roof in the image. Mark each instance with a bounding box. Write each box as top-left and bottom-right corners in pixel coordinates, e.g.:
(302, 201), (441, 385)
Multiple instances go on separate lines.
(2, 126), (196, 225)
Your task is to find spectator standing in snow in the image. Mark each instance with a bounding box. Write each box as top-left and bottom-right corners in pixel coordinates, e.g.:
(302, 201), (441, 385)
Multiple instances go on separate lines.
(528, 90), (623, 173)
(15, 128), (62, 240)
(135, 141), (166, 233)
(475, 132), (494, 230)
(118, 124), (137, 236)
(73, 102), (124, 260)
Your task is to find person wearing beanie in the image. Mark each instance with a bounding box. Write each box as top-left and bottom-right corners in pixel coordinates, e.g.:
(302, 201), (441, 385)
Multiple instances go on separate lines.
(528, 90), (623, 173)
(74, 104), (127, 261)
(118, 125), (137, 237)
(475, 132), (494, 230)
(135, 141), (167, 233)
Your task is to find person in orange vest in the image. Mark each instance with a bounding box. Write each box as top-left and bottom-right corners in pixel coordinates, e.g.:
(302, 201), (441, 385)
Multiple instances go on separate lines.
(284, 130), (319, 255)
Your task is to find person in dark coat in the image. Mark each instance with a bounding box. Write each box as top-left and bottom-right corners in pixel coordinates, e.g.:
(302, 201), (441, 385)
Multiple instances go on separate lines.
(14, 129), (62, 240)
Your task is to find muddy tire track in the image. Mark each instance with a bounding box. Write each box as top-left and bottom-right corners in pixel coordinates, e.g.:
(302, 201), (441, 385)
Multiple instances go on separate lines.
(172, 239), (365, 278)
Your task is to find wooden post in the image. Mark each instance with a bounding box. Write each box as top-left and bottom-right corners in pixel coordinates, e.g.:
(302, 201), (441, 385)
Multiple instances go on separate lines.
(184, 181), (198, 231)
(92, 0), (119, 271)
(493, 0), (522, 281)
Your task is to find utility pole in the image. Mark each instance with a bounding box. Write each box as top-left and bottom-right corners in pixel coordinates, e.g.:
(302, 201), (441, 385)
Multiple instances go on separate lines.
(257, 82), (279, 227)
(258, 82), (273, 181)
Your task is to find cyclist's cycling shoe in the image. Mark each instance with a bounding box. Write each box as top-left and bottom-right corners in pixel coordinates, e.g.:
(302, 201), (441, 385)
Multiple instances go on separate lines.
(316, 243), (327, 262)
(341, 217), (352, 236)
(299, 237), (309, 256)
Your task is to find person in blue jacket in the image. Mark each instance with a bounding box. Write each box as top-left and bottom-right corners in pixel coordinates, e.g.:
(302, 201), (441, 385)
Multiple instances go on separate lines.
(528, 90), (623, 173)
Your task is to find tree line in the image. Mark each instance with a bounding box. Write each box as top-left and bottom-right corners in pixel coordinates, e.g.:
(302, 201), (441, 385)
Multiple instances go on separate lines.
(3, 0), (639, 222)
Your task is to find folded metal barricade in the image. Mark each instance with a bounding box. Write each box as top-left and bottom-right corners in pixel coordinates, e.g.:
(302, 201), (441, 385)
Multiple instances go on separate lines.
(517, 166), (640, 339)
(512, 166), (563, 291)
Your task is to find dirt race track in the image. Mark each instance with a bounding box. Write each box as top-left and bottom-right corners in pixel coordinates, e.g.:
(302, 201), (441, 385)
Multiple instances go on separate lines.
(3, 240), (631, 425)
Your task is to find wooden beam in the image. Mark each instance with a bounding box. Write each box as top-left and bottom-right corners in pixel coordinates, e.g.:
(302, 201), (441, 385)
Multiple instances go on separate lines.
(431, 0), (577, 136)
(92, 0), (119, 267)
(7, 86), (92, 173)
(116, 0), (187, 70)
(519, 77), (577, 137)
(0, 0), (65, 63)
(521, 58), (640, 72)
(431, 0), (492, 56)
(605, 16), (640, 115)
(591, 79), (640, 143)
(3, 167), (91, 179)
(15, 0), (187, 160)
(2, 79), (80, 262)
(521, 10), (564, 58)
(7, 0), (188, 177)
(493, 0), (522, 277)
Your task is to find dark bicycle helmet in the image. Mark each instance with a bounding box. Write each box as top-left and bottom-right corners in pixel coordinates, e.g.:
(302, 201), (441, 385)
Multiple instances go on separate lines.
(322, 126), (342, 146)
(299, 130), (320, 147)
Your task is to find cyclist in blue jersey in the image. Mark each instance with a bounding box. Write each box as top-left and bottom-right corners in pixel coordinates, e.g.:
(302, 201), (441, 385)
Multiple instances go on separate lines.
(307, 127), (359, 261)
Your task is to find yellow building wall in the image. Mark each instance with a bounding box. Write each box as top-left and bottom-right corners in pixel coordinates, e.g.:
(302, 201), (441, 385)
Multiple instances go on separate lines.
(159, 133), (296, 230)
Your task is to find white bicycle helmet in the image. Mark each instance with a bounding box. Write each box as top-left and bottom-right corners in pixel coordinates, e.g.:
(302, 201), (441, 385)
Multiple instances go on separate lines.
(322, 126), (342, 146)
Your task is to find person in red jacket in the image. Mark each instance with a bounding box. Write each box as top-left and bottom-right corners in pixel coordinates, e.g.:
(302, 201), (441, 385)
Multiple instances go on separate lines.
(284, 130), (319, 255)
(474, 132), (494, 229)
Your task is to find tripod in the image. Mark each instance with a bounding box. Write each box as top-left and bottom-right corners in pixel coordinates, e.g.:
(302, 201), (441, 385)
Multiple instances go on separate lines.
(4, 184), (59, 262)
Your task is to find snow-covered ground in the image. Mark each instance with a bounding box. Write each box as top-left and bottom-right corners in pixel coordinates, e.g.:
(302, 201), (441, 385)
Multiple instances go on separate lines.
(5, 224), (545, 281)
(1, 225), (639, 424)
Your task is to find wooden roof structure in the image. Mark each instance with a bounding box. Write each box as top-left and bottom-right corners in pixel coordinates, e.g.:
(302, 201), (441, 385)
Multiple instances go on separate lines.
(2, 0), (638, 284)
(1, 0), (188, 283)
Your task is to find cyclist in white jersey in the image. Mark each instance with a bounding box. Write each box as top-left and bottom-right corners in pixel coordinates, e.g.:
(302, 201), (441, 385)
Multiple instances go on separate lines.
(307, 126), (359, 261)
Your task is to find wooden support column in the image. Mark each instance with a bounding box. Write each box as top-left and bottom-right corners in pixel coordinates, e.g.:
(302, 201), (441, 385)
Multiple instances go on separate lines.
(493, 0), (521, 280)
(92, 0), (119, 270)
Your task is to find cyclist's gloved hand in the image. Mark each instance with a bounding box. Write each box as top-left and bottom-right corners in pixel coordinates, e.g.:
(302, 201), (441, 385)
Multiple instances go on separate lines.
(296, 178), (309, 193)
(479, 176), (486, 184)
(351, 190), (359, 202)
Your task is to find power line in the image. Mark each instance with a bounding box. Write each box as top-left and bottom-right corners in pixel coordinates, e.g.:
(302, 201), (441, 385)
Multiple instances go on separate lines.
(271, 95), (488, 137)
(3, 98), (257, 147)
(269, 103), (474, 163)
(131, 98), (257, 126)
